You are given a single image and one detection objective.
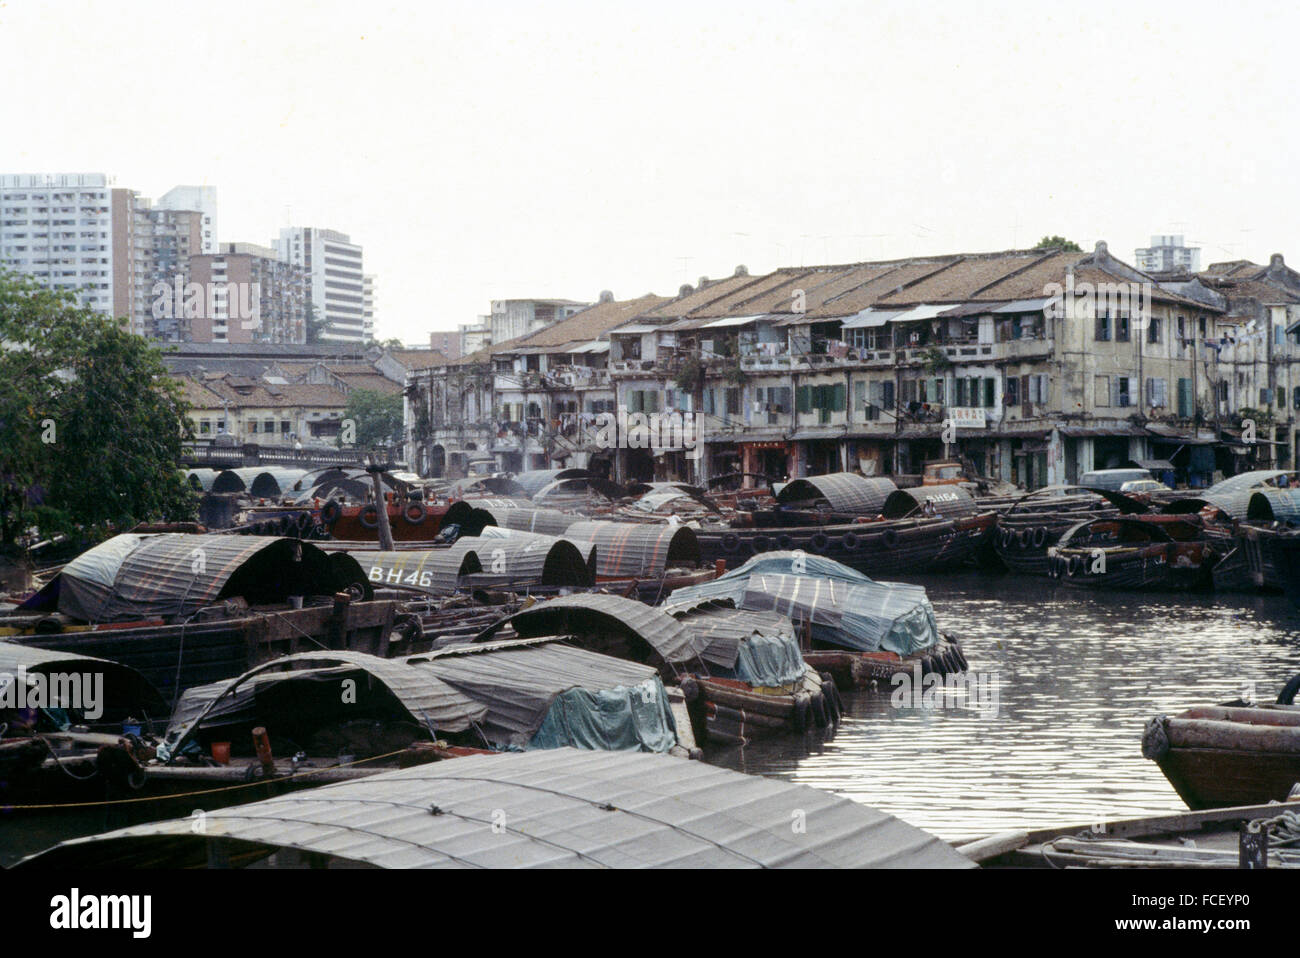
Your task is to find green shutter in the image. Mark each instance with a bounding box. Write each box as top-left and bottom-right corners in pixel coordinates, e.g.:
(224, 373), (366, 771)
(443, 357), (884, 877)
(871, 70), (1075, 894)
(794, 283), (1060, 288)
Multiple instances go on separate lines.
(1177, 378), (1192, 417)
(833, 382), (847, 412)
(797, 386), (811, 413)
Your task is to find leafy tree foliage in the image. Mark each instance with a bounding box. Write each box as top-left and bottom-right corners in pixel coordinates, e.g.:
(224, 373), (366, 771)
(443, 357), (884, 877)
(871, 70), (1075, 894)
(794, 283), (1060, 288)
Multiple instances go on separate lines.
(1033, 235), (1083, 252)
(341, 388), (404, 451)
(0, 270), (195, 546)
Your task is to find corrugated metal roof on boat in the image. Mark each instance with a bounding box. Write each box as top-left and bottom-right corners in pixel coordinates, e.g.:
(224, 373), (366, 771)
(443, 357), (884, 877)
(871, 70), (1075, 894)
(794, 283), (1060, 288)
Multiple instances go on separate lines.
(1247, 488), (1300, 522)
(475, 527), (598, 578)
(483, 506), (583, 537)
(514, 469), (590, 498)
(21, 534), (355, 623)
(775, 473), (898, 514)
(562, 521), (699, 578)
(0, 640), (168, 717)
(881, 484), (983, 519)
(249, 467), (310, 498)
(352, 536), (592, 594)
(479, 593), (709, 665)
(1201, 470), (1289, 518)
(186, 468), (222, 491)
(20, 748), (975, 868)
(165, 650), (489, 749)
(341, 545), (479, 597)
(211, 467), (267, 494)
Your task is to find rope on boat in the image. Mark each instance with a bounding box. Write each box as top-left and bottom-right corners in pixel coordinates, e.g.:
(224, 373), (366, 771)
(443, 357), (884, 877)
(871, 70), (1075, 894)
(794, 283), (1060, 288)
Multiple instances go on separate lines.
(1248, 809), (1300, 847)
(0, 746), (415, 811)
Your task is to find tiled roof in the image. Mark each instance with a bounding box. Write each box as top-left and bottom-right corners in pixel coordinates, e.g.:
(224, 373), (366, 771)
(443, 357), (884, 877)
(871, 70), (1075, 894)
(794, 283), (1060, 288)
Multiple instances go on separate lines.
(386, 348), (447, 370)
(181, 374), (349, 409)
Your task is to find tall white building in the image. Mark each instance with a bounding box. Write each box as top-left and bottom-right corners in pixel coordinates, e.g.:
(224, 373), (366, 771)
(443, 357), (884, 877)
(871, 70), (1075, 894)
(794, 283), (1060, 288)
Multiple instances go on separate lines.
(1, 173), (218, 337)
(1135, 234), (1201, 274)
(155, 185), (217, 253)
(275, 227), (371, 342)
(363, 274), (376, 335)
(0, 172), (128, 320)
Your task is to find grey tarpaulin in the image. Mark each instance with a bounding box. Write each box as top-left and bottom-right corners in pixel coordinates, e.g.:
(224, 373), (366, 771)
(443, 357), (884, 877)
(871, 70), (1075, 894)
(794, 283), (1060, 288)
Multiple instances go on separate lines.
(667, 551), (938, 654)
(409, 641), (676, 752)
(660, 598), (805, 687)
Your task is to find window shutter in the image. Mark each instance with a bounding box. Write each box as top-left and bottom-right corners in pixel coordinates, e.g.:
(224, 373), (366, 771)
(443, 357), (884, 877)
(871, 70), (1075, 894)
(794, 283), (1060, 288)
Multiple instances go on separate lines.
(832, 382), (847, 411)
(1019, 374), (1030, 407)
(797, 386), (811, 414)
(984, 378), (995, 408)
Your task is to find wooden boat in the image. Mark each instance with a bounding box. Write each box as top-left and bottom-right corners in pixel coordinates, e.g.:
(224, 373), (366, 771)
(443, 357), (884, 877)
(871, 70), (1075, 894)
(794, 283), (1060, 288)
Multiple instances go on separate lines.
(695, 512), (997, 575)
(804, 634), (969, 691)
(12, 595), (402, 705)
(1143, 680), (1300, 810)
(1045, 516), (1222, 592)
(961, 799), (1300, 868)
(993, 486), (1140, 575)
(678, 666), (841, 746)
(1213, 522), (1300, 600)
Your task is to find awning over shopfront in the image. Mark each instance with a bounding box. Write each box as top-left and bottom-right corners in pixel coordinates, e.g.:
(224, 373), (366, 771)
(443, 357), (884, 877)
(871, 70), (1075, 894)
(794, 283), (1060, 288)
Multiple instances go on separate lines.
(989, 297), (1052, 313)
(1146, 423), (1217, 445)
(835, 308), (906, 329)
(790, 428), (844, 441)
(700, 314), (767, 329)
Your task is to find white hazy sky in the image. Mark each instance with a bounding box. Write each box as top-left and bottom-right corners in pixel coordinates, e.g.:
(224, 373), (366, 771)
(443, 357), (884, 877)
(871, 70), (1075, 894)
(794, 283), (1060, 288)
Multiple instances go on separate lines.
(1, 0), (1294, 343)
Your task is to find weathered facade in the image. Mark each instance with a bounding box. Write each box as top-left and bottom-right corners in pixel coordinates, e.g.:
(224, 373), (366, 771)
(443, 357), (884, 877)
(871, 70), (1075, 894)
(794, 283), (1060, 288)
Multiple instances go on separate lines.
(405, 243), (1300, 488)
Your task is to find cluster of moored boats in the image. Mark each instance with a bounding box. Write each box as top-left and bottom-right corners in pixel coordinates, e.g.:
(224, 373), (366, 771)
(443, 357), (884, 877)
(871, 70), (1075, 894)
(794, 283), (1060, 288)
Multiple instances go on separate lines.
(3, 462), (1299, 868)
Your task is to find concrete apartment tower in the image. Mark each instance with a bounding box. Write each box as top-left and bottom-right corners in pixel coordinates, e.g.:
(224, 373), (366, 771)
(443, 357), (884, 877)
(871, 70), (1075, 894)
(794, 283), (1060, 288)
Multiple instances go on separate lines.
(275, 227), (371, 343)
(155, 185), (217, 253)
(0, 172), (131, 322)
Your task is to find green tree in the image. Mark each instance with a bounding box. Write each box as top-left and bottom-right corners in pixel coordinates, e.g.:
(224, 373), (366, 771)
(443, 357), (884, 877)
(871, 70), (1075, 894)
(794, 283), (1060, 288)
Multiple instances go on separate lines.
(340, 388), (405, 451)
(1034, 235), (1082, 252)
(0, 270), (196, 547)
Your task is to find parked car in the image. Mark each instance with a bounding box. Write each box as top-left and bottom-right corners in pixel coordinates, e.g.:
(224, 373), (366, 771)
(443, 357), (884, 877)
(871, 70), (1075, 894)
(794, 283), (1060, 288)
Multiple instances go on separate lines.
(1119, 479), (1168, 494)
(1078, 468), (1153, 491)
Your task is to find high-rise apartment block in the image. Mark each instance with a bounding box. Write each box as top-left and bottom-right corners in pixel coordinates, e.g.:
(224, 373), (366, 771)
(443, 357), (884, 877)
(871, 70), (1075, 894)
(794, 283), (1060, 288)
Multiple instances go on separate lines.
(0, 173), (125, 318)
(1136, 234), (1201, 274)
(275, 227), (371, 343)
(3, 174), (377, 345)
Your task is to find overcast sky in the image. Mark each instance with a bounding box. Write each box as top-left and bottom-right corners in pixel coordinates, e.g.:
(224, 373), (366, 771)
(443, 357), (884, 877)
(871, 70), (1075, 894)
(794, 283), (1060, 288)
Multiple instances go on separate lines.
(2, 0), (1293, 343)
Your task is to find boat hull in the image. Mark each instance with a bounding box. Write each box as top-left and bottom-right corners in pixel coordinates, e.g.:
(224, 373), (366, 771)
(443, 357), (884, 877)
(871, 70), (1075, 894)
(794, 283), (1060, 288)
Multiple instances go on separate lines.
(1143, 707), (1300, 810)
(696, 513), (996, 575)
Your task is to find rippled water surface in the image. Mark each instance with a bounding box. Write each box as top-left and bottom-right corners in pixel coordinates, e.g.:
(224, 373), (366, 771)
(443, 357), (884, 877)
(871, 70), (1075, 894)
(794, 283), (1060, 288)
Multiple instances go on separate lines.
(705, 572), (1300, 842)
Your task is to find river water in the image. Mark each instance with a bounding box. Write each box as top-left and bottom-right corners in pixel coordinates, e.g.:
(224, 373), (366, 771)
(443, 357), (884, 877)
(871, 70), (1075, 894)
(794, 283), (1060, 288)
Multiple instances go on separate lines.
(705, 572), (1300, 843)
